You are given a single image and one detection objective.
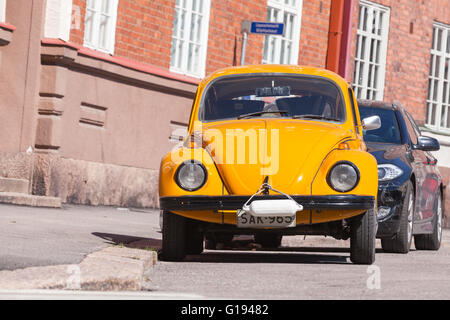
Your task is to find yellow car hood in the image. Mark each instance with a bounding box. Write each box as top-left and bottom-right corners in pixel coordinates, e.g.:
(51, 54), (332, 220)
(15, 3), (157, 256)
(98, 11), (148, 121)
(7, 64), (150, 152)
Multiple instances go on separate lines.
(202, 119), (352, 195)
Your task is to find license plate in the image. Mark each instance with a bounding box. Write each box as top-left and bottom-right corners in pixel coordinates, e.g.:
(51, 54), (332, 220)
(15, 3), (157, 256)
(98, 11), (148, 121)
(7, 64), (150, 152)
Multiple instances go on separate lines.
(237, 210), (296, 228)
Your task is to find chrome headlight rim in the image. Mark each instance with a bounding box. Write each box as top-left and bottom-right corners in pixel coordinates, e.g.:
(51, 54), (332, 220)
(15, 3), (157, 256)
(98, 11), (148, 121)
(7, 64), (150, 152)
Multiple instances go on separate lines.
(175, 160), (208, 192)
(327, 161), (360, 193)
(377, 164), (403, 182)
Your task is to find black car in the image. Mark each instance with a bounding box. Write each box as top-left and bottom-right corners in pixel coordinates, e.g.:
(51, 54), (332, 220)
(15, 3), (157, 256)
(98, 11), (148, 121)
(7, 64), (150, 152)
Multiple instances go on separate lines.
(358, 100), (444, 253)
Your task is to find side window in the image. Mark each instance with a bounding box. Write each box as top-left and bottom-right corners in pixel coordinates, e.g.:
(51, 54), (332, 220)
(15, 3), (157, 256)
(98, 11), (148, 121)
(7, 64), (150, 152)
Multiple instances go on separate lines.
(402, 109), (418, 145)
(405, 110), (422, 138)
(348, 88), (361, 135)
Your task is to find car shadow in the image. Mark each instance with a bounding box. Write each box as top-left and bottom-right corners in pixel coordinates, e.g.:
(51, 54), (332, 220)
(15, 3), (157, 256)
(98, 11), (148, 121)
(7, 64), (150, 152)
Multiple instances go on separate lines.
(92, 232), (385, 265)
(184, 250), (350, 264)
(92, 232), (162, 250)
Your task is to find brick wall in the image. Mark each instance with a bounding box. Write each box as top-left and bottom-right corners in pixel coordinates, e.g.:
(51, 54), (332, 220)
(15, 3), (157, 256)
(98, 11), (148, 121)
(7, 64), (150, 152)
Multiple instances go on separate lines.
(70, 0), (85, 45)
(205, 0), (266, 75)
(298, 0), (331, 68)
(69, 0), (175, 69)
(349, 0), (450, 124)
(69, 0), (332, 78)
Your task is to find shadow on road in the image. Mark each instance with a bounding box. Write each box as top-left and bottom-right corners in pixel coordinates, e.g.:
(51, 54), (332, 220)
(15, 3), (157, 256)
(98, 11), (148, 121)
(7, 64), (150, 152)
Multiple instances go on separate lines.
(92, 232), (162, 251)
(185, 250), (349, 264)
(92, 232), (387, 264)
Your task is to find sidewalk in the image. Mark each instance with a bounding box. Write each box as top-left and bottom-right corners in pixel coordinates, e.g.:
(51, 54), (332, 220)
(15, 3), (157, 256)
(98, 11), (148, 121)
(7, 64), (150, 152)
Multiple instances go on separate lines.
(0, 203), (161, 290)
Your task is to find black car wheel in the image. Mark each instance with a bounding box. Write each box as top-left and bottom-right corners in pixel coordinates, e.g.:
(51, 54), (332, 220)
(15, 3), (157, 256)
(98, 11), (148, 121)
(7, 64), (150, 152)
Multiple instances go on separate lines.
(350, 207), (376, 265)
(381, 181), (414, 253)
(162, 211), (187, 261)
(254, 234), (282, 248)
(414, 190), (442, 251)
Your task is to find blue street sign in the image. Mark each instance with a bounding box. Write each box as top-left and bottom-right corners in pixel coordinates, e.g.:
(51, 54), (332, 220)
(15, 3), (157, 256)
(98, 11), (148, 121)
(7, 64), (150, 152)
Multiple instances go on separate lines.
(250, 22), (284, 35)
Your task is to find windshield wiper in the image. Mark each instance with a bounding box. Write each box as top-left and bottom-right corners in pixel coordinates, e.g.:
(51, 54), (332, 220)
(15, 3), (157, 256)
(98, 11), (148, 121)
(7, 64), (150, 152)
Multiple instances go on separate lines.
(237, 110), (289, 120)
(292, 114), (341, 122)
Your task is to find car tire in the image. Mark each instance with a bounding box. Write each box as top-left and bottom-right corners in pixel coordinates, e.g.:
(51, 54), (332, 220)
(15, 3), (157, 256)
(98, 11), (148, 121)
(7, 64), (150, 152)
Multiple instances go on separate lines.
(186, 219), (204, 255)
(254, 234), (282, 248)
(414, 190), (442, 251)
(162, 211), (187, 261)
(381, 181), (414, 254)
(350, 207), (376, 265)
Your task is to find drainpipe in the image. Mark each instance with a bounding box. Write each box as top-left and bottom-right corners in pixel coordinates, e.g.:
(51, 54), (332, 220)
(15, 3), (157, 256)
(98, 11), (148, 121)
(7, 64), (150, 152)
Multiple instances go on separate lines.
(326, 0), (345, 74)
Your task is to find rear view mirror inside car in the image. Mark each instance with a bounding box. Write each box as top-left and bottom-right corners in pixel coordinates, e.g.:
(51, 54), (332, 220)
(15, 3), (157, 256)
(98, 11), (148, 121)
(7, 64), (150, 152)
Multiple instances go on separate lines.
(255, 86), (291, 97)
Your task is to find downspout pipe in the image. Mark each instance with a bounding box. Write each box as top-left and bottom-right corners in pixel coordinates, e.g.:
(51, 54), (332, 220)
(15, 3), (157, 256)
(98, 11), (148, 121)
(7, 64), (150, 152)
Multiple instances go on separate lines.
(326, 0), (345, 74)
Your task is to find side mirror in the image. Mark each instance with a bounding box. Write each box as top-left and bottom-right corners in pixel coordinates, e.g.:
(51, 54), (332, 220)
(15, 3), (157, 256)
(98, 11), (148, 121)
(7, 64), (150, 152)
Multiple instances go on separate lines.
(414, 136), (440, 151)
(362, 115), (381, 131)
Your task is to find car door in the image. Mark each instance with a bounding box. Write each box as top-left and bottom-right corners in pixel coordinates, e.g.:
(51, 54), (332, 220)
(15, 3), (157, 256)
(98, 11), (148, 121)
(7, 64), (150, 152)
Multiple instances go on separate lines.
(404, 110), (440, 225)
(400, 109), (427, 228)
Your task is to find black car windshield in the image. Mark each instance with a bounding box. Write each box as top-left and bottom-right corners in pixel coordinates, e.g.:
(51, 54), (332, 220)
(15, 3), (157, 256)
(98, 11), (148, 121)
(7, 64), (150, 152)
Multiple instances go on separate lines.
(359, 106), (402, 144)
(200, 75), (346, 122)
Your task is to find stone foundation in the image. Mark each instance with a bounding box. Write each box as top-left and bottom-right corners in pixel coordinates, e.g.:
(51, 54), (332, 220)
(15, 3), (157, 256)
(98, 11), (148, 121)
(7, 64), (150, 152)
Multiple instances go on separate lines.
(32, 153), (159, 208)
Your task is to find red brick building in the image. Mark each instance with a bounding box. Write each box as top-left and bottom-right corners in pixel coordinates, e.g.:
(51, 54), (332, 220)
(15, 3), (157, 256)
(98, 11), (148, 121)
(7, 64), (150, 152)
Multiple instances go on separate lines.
(0, 0), (449, 223)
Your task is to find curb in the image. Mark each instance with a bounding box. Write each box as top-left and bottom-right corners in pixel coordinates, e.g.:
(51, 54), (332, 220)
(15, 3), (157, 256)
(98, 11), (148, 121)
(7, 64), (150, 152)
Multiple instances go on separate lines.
(0, 246), (157, 291)
(0, 192), (61, 208)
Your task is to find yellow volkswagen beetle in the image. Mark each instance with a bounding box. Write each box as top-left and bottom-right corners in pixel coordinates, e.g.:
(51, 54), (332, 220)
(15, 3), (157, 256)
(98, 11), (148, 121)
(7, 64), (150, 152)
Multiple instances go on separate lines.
(159, 65), (380, 264)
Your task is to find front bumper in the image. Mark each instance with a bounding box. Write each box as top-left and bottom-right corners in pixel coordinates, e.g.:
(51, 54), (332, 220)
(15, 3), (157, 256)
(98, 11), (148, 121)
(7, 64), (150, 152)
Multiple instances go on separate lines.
(376, 187), (406, 238)
(160, 194), (375, 211)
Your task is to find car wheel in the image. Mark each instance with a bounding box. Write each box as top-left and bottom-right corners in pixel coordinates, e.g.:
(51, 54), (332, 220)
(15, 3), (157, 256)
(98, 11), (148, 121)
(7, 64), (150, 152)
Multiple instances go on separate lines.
(350, 207), (376, 265)
(254, 234), (282, 248)
(186, 219), (204, 255)
(162, 211), (187, 261)
(414, 190), (442, 251)
(381, 181), (414, 253)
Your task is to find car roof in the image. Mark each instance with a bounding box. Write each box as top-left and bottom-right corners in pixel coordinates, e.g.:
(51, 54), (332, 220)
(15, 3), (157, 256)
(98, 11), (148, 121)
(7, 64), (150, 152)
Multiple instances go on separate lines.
(356, 99), (397, 110)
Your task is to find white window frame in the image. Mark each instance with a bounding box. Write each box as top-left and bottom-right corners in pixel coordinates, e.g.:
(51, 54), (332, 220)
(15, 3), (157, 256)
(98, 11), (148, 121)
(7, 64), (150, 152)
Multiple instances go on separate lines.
(0, 0), (6, 23)
(44, 0), (73, 42)
(170, 0), (211, 79)
(262, 0), (303, 65)
(83, 0), (119, 55)
(352, 0), (390, 101)
(426, 22), (450, 133)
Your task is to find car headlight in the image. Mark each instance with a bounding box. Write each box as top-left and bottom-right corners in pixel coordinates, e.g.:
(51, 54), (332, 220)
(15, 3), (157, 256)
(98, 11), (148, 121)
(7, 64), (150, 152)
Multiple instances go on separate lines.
(377, 164), (403, 182)
(327, 162), (360, 192)
(175, 160), (207, 191)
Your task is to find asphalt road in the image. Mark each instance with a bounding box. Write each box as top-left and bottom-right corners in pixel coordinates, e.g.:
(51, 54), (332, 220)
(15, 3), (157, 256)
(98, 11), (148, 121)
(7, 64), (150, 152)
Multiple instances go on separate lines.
(1, 203), (449, 299)
(148, 234), (450, 299)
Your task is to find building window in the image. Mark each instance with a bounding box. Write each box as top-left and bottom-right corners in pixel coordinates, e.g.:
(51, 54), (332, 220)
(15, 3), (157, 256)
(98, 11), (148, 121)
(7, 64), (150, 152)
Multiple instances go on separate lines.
(262, 0), (302, 65)
(352, 0), (390, 101)
(170, 0), (211, 78)
(0, 0), (6, 23)
(83, 0), (119, 54)
(426, 22), (450, 132)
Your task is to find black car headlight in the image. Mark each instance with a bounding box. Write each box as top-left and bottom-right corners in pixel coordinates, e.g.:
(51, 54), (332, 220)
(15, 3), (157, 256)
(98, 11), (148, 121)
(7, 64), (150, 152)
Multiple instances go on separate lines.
(377, 164), (403, 182)
(175, 160), (207, 191)
(327, 162), (360, 192)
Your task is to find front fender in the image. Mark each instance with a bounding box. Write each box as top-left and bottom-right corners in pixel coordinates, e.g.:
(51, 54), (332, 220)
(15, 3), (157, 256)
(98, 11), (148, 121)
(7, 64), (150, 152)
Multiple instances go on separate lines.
(311, 149), (378, 199)
(159, 147), (227, 197)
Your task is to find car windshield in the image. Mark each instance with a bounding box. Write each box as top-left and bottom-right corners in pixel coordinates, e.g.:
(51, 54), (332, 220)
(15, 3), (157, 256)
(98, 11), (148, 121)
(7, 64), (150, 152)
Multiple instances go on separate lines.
(200, 75), (346, 122)
(359, 106), (402, 144)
